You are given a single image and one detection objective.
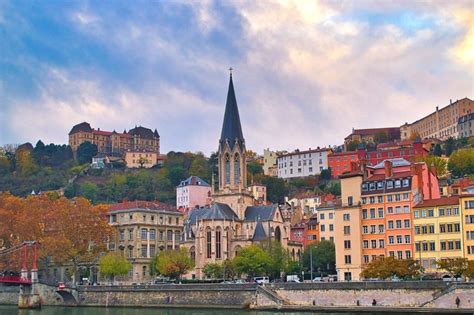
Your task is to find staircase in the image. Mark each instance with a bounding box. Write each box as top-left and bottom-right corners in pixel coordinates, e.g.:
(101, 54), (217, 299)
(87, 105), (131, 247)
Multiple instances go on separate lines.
(256, 285), (287, 306)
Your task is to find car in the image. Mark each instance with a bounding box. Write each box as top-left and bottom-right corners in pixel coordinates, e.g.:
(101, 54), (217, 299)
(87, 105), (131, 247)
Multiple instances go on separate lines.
(253, 276), (269, 284)
(233, 279), (246, 284)
(57, 282), (66, 290)
(312, 277), (323, 282)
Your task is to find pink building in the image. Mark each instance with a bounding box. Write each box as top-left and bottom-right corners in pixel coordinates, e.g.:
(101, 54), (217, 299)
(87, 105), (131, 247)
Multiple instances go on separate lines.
(176, 176), (211, 213)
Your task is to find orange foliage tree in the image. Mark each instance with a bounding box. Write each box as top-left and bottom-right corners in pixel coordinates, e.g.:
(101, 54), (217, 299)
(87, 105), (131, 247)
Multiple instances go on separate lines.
(0, 193), (111, 283)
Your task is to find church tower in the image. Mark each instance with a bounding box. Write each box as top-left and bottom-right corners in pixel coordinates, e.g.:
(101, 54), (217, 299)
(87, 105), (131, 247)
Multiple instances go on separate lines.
(213, 71), (254, 218)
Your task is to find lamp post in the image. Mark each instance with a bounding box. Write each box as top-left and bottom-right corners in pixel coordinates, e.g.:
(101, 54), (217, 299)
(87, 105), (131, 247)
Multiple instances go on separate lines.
(310, 246), (313, 281)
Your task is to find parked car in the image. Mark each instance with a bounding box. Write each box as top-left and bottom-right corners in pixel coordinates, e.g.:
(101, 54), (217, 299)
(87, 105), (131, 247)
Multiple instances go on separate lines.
(312, 277), (323, 282)
(57, 282), (66, 290)
(253, 276), (269, 284)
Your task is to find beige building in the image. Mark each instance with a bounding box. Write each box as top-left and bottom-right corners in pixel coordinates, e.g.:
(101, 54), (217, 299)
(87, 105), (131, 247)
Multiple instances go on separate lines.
(263, 149), (279, 176)
(461, 194), (474, 261)
(108, 201), (183, 282)
(248, 184), (267, 204)
(69, 122), (160, 155)
(316, 198), (340, 243)
(400, 98), (474, 141)
(334, 171), (364, 281)
(181, 73), (300, 279)
(124, 150), (160, 168)
(285, 193), (321, 214)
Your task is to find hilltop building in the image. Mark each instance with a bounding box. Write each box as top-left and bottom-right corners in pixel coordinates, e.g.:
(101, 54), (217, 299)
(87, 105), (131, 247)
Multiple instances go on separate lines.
(344, 127), (400, 150)
(277, 147), (332, 179)
(181, 73), (301, 279)
(176, 176), (211, 211)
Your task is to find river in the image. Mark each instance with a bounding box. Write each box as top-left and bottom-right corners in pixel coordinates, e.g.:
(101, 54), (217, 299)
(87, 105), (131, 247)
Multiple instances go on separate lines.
(0, 306), (411, 315)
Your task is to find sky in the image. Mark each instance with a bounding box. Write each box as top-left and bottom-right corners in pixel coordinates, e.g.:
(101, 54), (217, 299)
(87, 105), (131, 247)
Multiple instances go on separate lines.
(0, 0), (473, 155)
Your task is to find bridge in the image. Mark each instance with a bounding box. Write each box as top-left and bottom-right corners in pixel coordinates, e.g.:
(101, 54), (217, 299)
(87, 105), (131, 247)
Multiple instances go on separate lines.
(0, 241), (40, 308)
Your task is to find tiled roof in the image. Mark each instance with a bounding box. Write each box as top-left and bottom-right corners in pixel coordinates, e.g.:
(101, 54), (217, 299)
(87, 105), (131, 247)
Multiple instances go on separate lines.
(279, 147), (332, 158)
(177, 176), (210, 188)
(109, 200), (179, 212)
(370, 158), (411, 169)
(219, 74), (245, 151)
(128, 126), (156, 139)
(187, 203), (238, 222)
(244, 205), (276, 221)
(366, 170), (413, 181)
(329, 151), (358, 156)
(414, 196), (460, 208)
(347, 127), (400, 137)
(69, 122), (92, 135)
(252, 222), (267, 241)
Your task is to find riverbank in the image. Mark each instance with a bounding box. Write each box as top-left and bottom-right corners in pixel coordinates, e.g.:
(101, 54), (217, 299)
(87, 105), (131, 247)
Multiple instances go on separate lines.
(1, 281), (474, 312)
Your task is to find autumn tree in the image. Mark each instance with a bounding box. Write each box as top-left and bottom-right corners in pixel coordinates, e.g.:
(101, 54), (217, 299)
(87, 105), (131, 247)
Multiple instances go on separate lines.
(137, 156), (148, 168)
(99, 252), (132, 284)
(361, 257), (420, 280)
(464, 261), (474, 280)
(155, 248), (194, 280)
(436, 258), (468, 278)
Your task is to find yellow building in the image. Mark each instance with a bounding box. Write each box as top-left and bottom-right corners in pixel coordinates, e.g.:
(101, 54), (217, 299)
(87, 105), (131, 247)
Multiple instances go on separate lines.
(460, 194), (474, 261)
(124, 150), (161, 168)
(413, 197), (463, 274)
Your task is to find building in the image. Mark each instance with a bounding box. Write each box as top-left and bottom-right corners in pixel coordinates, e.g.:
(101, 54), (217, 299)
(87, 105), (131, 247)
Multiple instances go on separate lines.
(181, 73), (301, 279)
(108, 200), (183, 282)
(400, 98), (474, 141)
(248, 184), (267, 204)
(413, 197), (463, 274)
(285, 193), (321, 214)
(124, 150), (164, 168)
(305, 215), (319, 246)
(344, 127), (400, 150)
(277, 148), (332, 179)
(263, 149), (278, 176)
(328, 151), (359, 178)
(361, 140), (429, 166)
(317, 198), (340, 243)
(69, 122), (160, 155)
(458, 113), (474, 138)
(461, 195), (474, 260)
(176, 176), (211, 211)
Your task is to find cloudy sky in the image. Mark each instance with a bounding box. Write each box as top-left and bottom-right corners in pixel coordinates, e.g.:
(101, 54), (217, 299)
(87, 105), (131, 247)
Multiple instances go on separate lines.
(1, 0), (473, 155)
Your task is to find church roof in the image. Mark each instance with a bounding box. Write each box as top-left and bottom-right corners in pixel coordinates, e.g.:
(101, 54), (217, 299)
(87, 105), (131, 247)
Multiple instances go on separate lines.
(252, 221), (267, 241)
(187, 202), (239, 222)
(219, 73), (245, 151)
(244, 205), (276, 222)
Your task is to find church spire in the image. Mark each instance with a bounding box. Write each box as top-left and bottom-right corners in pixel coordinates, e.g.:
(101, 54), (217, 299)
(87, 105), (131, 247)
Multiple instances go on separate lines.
(219, 70), (244, 151)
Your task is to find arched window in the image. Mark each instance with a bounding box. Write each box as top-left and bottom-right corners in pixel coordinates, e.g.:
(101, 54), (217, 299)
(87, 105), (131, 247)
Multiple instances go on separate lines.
(206, 227), (212, 258)
(190, 246), (196, 263)
(215, 228), (222, 259)
(234, 153), (240, 185)
(225, 154), (230, 185)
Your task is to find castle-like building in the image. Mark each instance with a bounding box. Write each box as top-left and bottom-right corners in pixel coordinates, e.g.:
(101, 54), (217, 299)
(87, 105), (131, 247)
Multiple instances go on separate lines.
(182, 73), (301, 279)
(68, 122), (160, 155)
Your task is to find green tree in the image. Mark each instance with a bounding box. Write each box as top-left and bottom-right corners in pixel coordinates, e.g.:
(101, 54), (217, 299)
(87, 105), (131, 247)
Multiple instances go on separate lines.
(374, 132), (388, 144)
(346, 140), (361, 151)
(203, 262), (223, 279)
(448, 149), (474, 177)
(320, 169), (332, 180)
(233, 245), (272, 278)
(0, 156), (10, 175)
(324, 181), (341, 196)
(247, 161), (264, 176)
(262, 176), (289, 203)
(303, 241), (336, 275)
(80, 182), (99, 203)
(99, 252), (132, 284)
(436, 258), (468, 278)
(445, 137), (456, 157)
(264, 242), (291, 279)
(168, 166), (187, 186)
(464, 260), (474, 280)
(189, 153), (211, 182)
(77, 141), (98, 164)
(417, 155), (448, 177)
(361, 257), (420, 280)
(155, 248), (194, 280)
(433, 143), (443, 156)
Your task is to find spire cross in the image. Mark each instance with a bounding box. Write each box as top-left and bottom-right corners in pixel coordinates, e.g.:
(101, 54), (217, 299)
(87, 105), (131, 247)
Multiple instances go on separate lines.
(229, 67), (233, 77)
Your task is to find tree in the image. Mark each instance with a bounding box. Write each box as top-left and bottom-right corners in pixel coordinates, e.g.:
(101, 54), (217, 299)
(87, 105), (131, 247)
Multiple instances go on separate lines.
(436, 258), (468, 278)
(137, 156), (148, 168)
(409, 132), (421, 141)
(203, 262), (223, 279)
(374, 132), (388, 144)
(361, 257), (420, 280)
(80, 182), (99, 203)
(168, 166), (187, 186)
(262, 176), (289, 203)
(99, 253), (132, 284)
(320, 169), (332, 180)
(155, 248), (194, 280)
(77, 141), (98, 164)
(464, 260), (474, 280)
(448, 149), (474, 177)
(233, 245), (272, 278)
(303, 241), (335, 275)
(417, 155), (448, 177)
(324, 181), (341, 196)
(265, 242), (292, 279)
(247, 161), (263, 176)
(189, 153), (211, 182)
(433, 144), (443, 156)
(445, 137), (456, 157)
(346, 140), (360, 151)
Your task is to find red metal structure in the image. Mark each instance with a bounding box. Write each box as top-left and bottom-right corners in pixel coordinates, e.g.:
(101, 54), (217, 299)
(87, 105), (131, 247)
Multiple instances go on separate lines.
(0, 241), (37, 285)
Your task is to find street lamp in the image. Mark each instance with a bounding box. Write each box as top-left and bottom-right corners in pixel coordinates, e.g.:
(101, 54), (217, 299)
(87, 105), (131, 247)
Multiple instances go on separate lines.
(310, 246), (313, 281)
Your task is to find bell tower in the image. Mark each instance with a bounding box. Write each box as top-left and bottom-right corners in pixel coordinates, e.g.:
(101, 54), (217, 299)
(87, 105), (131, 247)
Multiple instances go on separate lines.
(214, 70), (253, 218)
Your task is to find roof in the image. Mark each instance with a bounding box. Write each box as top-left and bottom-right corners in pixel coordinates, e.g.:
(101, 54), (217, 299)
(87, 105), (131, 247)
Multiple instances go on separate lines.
(109, 200), (179, 213)
(188, 203), (238, 221)
(345, 127), (400, 140)
(252, 222), (267, 241)
(278, 147), (332, 158)
(219, 74), (245, 151)
(329, 151), (358, 156)
(339, 171), (364, 179)
(177, 176), (210, 188)
(414, 196), (460, 208)
(244, 205), (276, 221)
(69, 122), (92, 135)
(366, 170), (413, 181)
(128, 126), (157, 139)
(370, 158), (411, 169)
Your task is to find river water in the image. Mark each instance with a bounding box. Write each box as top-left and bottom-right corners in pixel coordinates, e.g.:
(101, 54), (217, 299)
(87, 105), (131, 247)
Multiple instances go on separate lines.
(0, 306), (412, 315)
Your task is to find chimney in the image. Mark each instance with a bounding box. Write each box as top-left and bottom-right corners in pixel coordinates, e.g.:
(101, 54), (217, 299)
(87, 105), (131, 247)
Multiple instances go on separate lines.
(384, 160), (392, 178)
(450, 99), (452, 105)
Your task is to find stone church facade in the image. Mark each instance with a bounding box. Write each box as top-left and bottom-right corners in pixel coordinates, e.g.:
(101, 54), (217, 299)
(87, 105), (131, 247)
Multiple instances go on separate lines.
(182, 73), (301, 279)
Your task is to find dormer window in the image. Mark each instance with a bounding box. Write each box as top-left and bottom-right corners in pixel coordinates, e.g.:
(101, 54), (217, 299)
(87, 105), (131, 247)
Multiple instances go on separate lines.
(395, 180), (401, 188)
(369, 182), (375, 191)
(402, 179), (409, 187)
(386, 181), (393, 189)
(361, 183), (368, 191)
(377, 182), (384, 189)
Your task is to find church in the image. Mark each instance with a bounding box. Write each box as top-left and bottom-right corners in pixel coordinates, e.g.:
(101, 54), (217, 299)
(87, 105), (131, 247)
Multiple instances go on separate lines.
(182, 72), (301, 279)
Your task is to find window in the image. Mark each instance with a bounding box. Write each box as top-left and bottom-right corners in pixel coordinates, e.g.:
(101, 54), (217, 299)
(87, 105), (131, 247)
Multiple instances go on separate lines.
(396, 220), (402, 229)
(363, 240), (369, 248)
(429, 242), (435, 251)
(428, 209), (434, 217)
(414, 210), (419, 218)
(388, 236), (394, 244)
(141, 244), (147, 258)
(387, 181), (393, 189)
(429, 225), (434, 234)
(363, 226), (368, 234)
(402, 179), (409, 187)
(422, 226), (427, 234)
(405, 251), (411, 259)
(343, 213), (350, 221)
(378, 208), (384, 218)
(167, 230), (173, 241)
(370, 209), (376, 219)
(329, 224), (334, 231)
(119, 230), (124, 241)
(388, 207), (394, 214)
(395, 180), (401, 188)
(362, 197), (367, 204)
(149, 229), (156, 240)
(362, 209), (368, 219)
(344, 255), (352, 264)
(320, 213), (325, 220)
(141, 228), (147, 240)
(371, 240), (377, 249)
(440, 241), (446, 251)
(150, 244), (156, 257)
(387, 195), (393, 202)
(415, 225), (420, 234)
(329, 213), (334, 219)
(403, 206), (410, 213)
(455, 223), (460, 232)
(397, 235), (402, 244)
(364, 255), (369, 263)
(404, 220), (410, 228)
(348, 196), (353, 206)
(403, 193), (409, 200)
(206, 228), (212, 258)
(439, 208), (445, 216)
(379, 239), (385, 248)
(388, 221), (394, 229)
(396, 206), (402, 214)
(129, 229), (133, 240)
(404, 235), (411, 243)
(378, 196), (383, 203)
(215, 228), (222, 259)
(369, 197), (375, 204)
(370, 225), (376, 234)
(344, 240), (351, 249)
(320, 225), (325, 232)
(378, 224), (384, 233)
(225, 154), (230, 184)
(397, 251), (403, 259)
(344, 226), (351, 235)
(395, 194), (401, 201)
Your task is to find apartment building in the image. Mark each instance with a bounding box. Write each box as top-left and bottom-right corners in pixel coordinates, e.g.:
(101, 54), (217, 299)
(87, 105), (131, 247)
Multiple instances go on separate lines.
(327, 151), (359, 178)
(400, 98), (474, 141)
(277, 148), (332, 179)
(248, 184), (267, 204)
(413, 197), (463, 273)
(362, 140), (429, 166)
(108, 201), (183, 282)
(458, 113), (474, 138)
(344, 127), (400, 150)
(176, 176), (211, 210)
(461, 195), (474, 260)
(317, 199), (339, 243)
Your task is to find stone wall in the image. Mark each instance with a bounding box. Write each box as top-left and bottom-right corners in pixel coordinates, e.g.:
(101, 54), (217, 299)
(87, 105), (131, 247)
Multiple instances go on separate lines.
(0, 285), (18, 305)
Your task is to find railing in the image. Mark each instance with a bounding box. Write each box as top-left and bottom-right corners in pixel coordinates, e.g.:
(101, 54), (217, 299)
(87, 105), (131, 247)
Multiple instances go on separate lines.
(0, 275), (32, 284)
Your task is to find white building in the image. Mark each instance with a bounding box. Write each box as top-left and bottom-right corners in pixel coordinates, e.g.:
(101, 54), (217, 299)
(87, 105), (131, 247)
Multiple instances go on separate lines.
(277, 148), (332, 179)
(458, 113), (474, 138)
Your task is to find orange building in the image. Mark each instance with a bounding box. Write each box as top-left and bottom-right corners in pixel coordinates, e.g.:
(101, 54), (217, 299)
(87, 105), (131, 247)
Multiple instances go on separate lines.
(328, 151), (359, 178)
(305, 216), (319, 247)
(360, 158), (440, 265)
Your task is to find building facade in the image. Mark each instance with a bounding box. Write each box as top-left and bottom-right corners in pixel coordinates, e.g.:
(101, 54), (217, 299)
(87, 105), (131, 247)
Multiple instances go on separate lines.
(181, 73), (300, 279)
(176, 176), (211, 210)
(413, 197), (463, 274)
(277, 148), (332, 179)
(458, 113), (474, 138)
(248, 184), (267, 204)
(69, 122), (160, 154)
(328, 151), (359, 178)
(124, 150), (161, 168)
(461, 195), (474, 260)
(344, 127), (400, 150)
(400, 98), (474, 141)
(317, 199), (339, 243)
(361, 140), (429, 166)
(108, 201), (183, 282)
